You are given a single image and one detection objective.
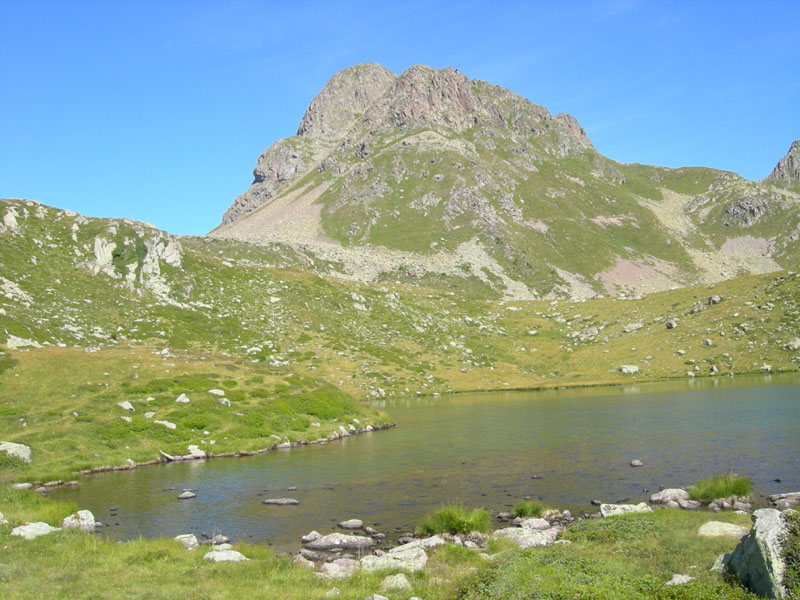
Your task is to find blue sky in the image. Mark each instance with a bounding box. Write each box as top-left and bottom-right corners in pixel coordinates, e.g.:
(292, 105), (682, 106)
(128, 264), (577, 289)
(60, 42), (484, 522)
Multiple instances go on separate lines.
(1, 1), (798, 235)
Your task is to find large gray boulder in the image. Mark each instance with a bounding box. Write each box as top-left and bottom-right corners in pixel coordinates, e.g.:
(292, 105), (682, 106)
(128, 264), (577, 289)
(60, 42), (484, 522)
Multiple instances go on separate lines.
(600, 503), (652, 517)
(61, 510), (96, 532)
(304, 532), (374, 551)
(203, 550), (249, 562)
(318, 558), (359, 580)
(726, 508), (789, 598)
(0, 441), (32, 463)
(361, 546), (428, 573)
(768, 492), (800, 510)
(697, 521), (748, 538)
(650, 489), (690, 504)
(11, 522), (60, 540)
(491, 526), (558, 549)
(388, 535), (445, 553)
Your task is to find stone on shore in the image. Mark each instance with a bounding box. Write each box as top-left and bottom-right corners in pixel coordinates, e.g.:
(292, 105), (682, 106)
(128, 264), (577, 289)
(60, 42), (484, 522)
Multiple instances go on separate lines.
(305, 532), (373, 551)
(175, 533), (199, 550)
(697, 521), (749, 538)
(186, 445), (207, 459)
(768, 491), (800, 510)
(203, 549), (249, 562)
(11, 522), (60, 540)
(389, 535), (446, 553)
(293, 554), (315, 569)
(491, 527), (558, 549)
(263, 498), (299, 505)
(600, 503), (652, 517)
(726, 508), (790, 599)
(650, 489), (690, 504)
(517, 517), (551, 530)
(0, 441), (32, 463)
(318, 558), (359, 580)
(361, 546), (427, 573)
(301, 530), (322, 543)
(61, 510), (95, 532)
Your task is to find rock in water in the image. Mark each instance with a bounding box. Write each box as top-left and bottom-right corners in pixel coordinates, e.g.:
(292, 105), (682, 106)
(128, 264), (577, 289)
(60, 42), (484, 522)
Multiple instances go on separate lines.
(61, 510), (95, 532)
(338, 518), (363, 529)
(629, 459), (644, 467)
(0, 441), (32, 463)
(650, 489), (690, 504)
(262, 498), (299, 505)
(304, 533), (374, 551)
(727, 508), (791, 599)
(177, 490), (197, 500)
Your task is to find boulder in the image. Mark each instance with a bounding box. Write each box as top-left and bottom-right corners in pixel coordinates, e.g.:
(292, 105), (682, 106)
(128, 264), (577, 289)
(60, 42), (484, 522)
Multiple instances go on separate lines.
(727, 508), (789, 599)
(389, 535), (445, 553)
(117, 401), (135, 412)
(11, 522), (60, 540)
(629, 459), (644, 467)
(293, 554), (314, 569)
(301, 530), (322, 543)
(361, 546), (427, 573)
(381, 573), (412, 591)
(491, 526), (558, 549)
(318, 558), (359, 580)
(768, 491), (800, 510)
(11, 482), (33, 490)
(650, 489), (690, 504)
(708, 294), (723, 305)
(186, 445), (207, 459)
(785, 338), (800, 351)
(623, 323), (643, 333)
(600, 503), (652, 517)
(304, 533), (374, 551)
(518, 518), (551, 530)
(665, 318), (678, 329)
(338, 518), (363, 529)
(697, 521), (748, 538)
(208, 389), (225, 396)
(619, 365), (639, 374)
(61, 510), (95, 532)
(262, 498), (299, 505)
(0, 441), (32, 463)
(175, 533), (199, 550)
(177, 490), (197, 500)
(175, 393), (190, 404)
(203, 550), (249, 562)
(154, 420), (176, 430)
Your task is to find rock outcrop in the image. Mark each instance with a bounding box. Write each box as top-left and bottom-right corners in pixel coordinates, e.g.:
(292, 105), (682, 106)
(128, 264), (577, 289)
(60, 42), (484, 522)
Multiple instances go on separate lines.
(726, 508), (791, 598)
(765, 140), (800, 183)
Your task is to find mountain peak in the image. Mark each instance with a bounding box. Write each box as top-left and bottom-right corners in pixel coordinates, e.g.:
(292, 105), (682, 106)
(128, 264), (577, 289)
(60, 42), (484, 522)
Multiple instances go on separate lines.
(765, 139), (800, 183)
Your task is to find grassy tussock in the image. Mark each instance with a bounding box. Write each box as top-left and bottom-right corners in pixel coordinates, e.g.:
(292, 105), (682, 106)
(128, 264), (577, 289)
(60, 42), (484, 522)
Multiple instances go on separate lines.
(688, 474), (753, 502)
(512, 500), (543, 518)
(417, 505), (490, 535)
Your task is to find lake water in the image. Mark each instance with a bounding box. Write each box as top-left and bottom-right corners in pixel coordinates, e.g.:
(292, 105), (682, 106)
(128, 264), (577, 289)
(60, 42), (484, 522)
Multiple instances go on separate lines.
(51, 374), (800, 553)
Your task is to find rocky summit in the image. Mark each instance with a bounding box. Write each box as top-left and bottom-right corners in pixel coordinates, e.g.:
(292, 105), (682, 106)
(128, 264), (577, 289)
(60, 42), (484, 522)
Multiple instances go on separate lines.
(211, 63), (800, 300)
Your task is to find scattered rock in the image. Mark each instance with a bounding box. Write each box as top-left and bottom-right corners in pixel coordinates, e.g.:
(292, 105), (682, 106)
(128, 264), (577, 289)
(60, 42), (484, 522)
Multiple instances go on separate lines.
(623, 323), (643, 333)
(11, 482), (33, 490)
(491, 527), (558, 548)
(389, 535), (446, 553)
(518, 517), (551, 530)
(666, 574), (694, 586)
(263, 498), (299, 505)
(768, 491), (800, 510)
(362, 546), (428, 572)
(144, 411), (156, 419)
(117, 401), (135, 412)
(11, 522), (60, 540)
(325, 588), (340, 598)
(380, 573), (412, 591)
(175, 393), (190, 404)
(175, 533), (199, 550)
(154, 420), (176, 430)
(697, 521), (749, 538)
(177, 490), (197, 500)
(208, 389), (225, 396)
(727, 508), (789, 599)
(785, 338), (800, 351)
(629, 459), (644, 467)
(301, 530), (322, 544)
(305, 533), (374, 551)
(294, 554), (314, 569)
(600, 503), (652, 517)
(61, 510), (95, 532)
(708, 295), (723, 305)
(338, 518), (363, 529)
(186, 445), (207, 459)
(619, 365), (639, 374)
(0, 511), (7, 525)
(319, 558), (359, 580)
(665, 319), (678, 329)
(0, 441), (32, 463)
(203, 550), (249, 562)
(650, 489), (690, 504)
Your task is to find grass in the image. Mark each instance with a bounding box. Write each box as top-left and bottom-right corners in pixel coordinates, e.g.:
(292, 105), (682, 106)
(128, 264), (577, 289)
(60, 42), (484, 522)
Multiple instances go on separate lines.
(417, 505), (491, 535)
(782, 510), (800, 598)
(688, 474), (753, 503)
(512, 500), (543, 518)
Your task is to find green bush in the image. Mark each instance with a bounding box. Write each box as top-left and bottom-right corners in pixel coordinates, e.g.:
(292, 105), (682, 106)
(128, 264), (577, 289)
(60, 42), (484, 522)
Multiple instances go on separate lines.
(688, 474), (752, 502)
(513, 500), (543, 518)
(417, 505), (490, 535)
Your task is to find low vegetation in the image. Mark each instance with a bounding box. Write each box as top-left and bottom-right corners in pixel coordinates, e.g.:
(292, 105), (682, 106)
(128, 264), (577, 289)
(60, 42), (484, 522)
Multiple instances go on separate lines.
(417, 505), (491, 535)
(512, 499), (543, 518)
(688, 474), (753, 503)
(782, 510), (800, 598)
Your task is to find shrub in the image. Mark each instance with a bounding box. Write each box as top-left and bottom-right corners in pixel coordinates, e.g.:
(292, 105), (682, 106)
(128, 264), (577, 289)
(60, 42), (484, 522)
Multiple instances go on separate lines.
(417, 505), (490, 535)
(688, 473), (752, 502)
(513, 500), (543, 518)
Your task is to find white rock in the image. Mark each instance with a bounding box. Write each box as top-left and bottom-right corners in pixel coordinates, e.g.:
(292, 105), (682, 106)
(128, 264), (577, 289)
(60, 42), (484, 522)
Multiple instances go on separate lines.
(600, 503), (652, 517)
(325, 588), (340, 597)
(144, 411), (156, 419)
(619, 365), (639, 374)
(305, 532), (373, 550)
(120, 416), (132, 423)
(389, 535), (446, 553)
(361, 546), (427, 573)
(177, 490), (197, 500)
(650, 489), (690, 504)
(491, 527), (558, 549)
(61, 510), (95, 532)
(175, 534), (199, 550)
(518, 518), (551, 530)
(338, 518), (363, 529)
(187, 445), (207, 459)
(381, 573), (412, 591)
(203, 550), (248, 562)
(301, 530), (321, 544)
(117, 401), (135, 412)
(727, 509), (788, 599)
(219, 398), (231, 407)
(11, 482), (33, 490)
(154, 420), (176, 429)
(11, 522), (61, 540)
(175, 393), (190, 403)
(0, 441), (32, 463)
(785, 338), (800, 351)
(698, 521), (749, 538)
(319, 558), (359, 580)
(666, 574), (694, 586)
(208, 389), (225, 396)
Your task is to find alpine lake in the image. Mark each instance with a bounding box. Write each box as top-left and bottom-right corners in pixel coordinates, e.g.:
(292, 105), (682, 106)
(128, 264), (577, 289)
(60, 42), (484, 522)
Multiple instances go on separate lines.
(51, 373), (800, 553)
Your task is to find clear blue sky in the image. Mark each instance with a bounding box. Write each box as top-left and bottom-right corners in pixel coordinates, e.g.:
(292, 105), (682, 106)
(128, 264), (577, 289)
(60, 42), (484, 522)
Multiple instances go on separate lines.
(1, 1), (798, 235)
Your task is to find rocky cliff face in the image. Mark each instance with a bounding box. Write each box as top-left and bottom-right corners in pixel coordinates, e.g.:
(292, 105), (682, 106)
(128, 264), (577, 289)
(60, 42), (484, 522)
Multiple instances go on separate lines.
(213, 64), (800, 300)
(766, 140), (800, 183)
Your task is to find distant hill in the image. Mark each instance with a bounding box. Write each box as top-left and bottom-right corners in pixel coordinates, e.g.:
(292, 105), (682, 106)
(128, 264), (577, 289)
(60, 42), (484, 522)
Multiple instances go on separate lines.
(212, 63), (800, 300)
